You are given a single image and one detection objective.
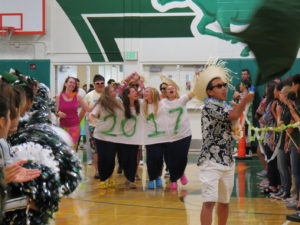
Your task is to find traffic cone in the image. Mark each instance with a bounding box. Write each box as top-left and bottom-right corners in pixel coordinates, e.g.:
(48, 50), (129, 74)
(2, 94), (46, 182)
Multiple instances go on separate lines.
(238, 136), (246, 158)
(235, 115), (252, 160)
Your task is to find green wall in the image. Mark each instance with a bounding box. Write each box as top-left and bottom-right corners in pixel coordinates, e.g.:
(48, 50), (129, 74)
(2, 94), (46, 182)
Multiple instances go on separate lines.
(0, 60), (50, 87)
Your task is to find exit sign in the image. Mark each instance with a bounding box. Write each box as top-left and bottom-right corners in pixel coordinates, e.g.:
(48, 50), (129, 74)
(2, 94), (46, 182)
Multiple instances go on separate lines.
(124, 51), (138, 61)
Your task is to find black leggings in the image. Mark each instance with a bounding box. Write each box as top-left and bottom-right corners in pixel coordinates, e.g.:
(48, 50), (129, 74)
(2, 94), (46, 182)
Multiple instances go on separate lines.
(164, 136), (191, 182)
(95, 139), (118, 181)
(118, 144), (139, 182)
(146, 143), (165, 181)
(264, 144), (281, 187)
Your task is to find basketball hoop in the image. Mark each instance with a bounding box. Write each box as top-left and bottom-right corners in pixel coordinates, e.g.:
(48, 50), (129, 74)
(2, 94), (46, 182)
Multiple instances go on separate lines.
(0, 26), (15, 41)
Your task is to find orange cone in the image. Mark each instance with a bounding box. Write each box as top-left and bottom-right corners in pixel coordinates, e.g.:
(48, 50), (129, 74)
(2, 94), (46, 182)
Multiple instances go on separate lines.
(238, 136), (246, 158)
(235, 114), (252, 160)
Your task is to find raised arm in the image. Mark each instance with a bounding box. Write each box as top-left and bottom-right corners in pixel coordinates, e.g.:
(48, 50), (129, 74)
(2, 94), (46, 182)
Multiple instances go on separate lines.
(228, 93), (254, 121)
(188, 91), (195, 100)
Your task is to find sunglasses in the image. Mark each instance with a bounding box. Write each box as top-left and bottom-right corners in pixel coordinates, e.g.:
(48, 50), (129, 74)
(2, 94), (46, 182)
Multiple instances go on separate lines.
(131, 84), (139, 88)
(160, 87), (166, 91)
(94, 81), (105, 85)
(209, 83), (227, 90)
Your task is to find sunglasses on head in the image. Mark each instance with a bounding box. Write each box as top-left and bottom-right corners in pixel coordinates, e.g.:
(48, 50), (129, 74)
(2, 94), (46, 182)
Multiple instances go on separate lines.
(209, 83), (227, 90)
(94, 81), (105, 85)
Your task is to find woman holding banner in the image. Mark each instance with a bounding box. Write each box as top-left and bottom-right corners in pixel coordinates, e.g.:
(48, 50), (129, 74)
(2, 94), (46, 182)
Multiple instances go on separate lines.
(119, 87), (141, 189)
(142, 87), (167, 189)
(161, 80), (194, 190)
(90, 85), (124, 189)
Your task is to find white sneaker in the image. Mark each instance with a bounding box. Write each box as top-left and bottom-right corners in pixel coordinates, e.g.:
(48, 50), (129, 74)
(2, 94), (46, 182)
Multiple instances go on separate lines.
(139, 160), (143, 165)
(87, 160), (93, 165)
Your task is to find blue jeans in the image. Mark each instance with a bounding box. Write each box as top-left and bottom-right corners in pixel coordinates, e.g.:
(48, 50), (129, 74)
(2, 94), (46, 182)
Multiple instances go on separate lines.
(290, 146), (300, 195)
(84, 118), (93, 161)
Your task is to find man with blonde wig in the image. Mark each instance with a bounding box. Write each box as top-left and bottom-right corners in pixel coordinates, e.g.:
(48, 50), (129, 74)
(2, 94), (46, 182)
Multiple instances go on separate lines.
(193, 60), (254, 225)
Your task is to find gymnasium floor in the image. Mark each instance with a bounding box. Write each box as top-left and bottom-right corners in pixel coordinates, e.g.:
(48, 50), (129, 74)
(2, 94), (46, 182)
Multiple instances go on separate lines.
(52, 153), (298, 225)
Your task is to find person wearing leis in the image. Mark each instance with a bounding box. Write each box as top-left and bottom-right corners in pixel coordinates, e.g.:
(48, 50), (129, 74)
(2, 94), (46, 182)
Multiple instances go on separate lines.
(194, 59), (254, 225)
(56, 76), (90, 149)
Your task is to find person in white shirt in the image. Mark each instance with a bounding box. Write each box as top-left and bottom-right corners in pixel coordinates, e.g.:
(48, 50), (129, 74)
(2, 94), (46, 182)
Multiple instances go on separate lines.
(142, 87), (167, 189)
(84, 74), (105, 178)
(90, 85), (124, 189)
(161, 84), (194, 190)
(118, 87), (141, 189)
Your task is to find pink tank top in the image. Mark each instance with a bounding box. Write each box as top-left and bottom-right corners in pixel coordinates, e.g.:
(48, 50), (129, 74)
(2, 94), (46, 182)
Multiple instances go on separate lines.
(58, 93), (80, 127)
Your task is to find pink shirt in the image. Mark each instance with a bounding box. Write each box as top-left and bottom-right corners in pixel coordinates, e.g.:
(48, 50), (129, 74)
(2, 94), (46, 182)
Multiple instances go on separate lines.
(58, 93), (80, 127)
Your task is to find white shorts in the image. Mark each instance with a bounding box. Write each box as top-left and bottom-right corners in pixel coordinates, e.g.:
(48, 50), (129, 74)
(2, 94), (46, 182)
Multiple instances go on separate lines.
(198, 161), (235, 203)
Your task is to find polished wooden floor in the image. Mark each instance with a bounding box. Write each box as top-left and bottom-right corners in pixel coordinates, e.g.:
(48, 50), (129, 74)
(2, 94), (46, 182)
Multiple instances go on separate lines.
(51, 152), (299, 225)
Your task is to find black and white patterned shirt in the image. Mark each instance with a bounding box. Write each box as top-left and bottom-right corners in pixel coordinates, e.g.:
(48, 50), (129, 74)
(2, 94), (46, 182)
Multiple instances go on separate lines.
(198, 98), (234, 167)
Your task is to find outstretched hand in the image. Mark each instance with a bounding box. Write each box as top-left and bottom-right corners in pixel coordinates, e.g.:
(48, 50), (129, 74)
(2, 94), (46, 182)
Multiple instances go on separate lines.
(4, 160), (41, 184)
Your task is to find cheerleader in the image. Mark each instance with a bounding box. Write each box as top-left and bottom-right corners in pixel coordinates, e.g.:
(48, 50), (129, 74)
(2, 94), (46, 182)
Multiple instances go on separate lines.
(142, 87), (166, 189)
(161, 82), (194, 189)
(0, 82), (41, 219)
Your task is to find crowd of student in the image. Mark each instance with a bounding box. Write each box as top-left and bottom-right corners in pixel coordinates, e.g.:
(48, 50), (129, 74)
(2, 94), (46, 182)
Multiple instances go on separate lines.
(251, 74), (300, 222)
(0, 70), (81, 224)
(56, 73), (194, 190)
(56, 69), (300, 222)
(0, 66), (299, 224)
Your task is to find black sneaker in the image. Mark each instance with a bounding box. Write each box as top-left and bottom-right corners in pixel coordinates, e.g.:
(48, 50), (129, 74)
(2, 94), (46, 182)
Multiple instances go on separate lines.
(278, 192), (291, 201)
(286, 211), (300, 222)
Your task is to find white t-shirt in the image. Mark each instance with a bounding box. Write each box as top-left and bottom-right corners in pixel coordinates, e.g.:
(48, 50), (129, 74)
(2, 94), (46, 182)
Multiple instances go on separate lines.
(142, 102), (169, 145)
(91, 101), (144, 145)
(77, 88), (86, 98)
(91, 103), (124, 142)
(161, 95), (192, 142)
(85, 90), (101, 127)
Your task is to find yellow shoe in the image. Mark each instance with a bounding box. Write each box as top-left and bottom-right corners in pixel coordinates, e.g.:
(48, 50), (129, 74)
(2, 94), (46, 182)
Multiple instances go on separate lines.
(108, 177), (116, 188)
(99, 181), (107, 189)
(128, 182), (137, 189)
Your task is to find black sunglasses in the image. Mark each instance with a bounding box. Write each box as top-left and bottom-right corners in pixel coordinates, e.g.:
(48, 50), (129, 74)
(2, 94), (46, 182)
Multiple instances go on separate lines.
(131, 84), (139, 88)
(209, 83), (227, 90)
(160, 87), (166, 91)
(94, 81), (105, 85)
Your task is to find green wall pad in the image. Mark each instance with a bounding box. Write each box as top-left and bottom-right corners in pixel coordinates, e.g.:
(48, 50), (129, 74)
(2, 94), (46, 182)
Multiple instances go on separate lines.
(0, 60), (50, 87)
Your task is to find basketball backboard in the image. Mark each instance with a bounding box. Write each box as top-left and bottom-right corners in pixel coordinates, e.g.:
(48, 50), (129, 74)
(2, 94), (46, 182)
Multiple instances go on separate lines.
(0, 0), (45, 35)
